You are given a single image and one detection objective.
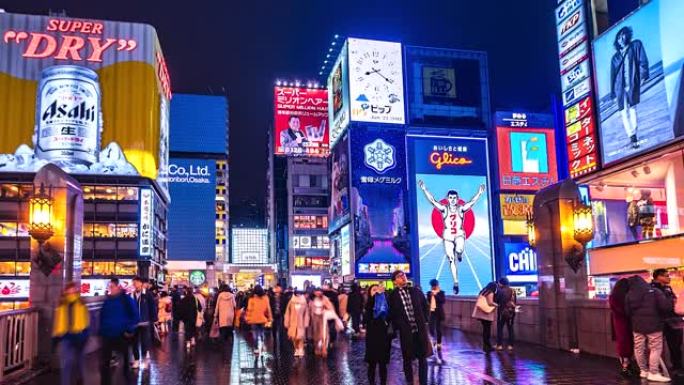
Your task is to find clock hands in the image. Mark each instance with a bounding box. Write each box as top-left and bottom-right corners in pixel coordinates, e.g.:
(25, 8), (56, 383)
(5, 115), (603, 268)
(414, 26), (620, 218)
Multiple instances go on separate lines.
(365, 67), (394, 84)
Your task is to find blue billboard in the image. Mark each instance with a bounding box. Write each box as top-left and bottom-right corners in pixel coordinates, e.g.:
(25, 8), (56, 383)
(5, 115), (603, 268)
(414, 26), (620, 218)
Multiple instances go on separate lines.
(503, 242), (538, 283)
(170, 94), (228, 154)
(408, 136), (494, 295)
(350, 128), (411, 279)
(167, 157), (217, 261)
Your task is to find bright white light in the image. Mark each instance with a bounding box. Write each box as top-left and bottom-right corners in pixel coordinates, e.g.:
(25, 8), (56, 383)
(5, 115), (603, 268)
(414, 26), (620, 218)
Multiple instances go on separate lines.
(334, 34), (339, 39)
(328, 48), (333, 52)
(326, 54), (331, 58)
(324, 60), (328, 64)
(332, 41), (336, 46)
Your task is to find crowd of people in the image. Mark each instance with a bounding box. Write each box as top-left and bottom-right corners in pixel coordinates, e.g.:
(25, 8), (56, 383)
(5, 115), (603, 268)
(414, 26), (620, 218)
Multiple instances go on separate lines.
(471, 277), (518, 353)
(608, 269), (684, 383)
(49, 270), (457, 385)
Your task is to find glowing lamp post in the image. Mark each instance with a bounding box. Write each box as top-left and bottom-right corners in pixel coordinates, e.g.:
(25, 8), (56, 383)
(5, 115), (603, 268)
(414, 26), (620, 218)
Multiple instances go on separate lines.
(573, 200), (594, 246)
(526, 212), (536, 248)
(29, 184), (54, 244)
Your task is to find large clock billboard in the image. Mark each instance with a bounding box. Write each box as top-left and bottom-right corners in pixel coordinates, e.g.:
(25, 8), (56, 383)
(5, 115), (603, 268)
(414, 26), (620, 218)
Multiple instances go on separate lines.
(348, 38), (405, 125)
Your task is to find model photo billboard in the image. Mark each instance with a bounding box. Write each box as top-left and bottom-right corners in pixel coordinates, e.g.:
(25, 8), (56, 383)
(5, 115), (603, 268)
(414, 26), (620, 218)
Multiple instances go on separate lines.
(348, 38), (405, 125)
(408, 136), (494, 295)
(593, 0), (684, 165)
(274, 86), (329, 157)
(328, 42), (350, 147)
(0, 13), (171, 193)
(350, 128), (410, 279)
(329, 133), (351, 233)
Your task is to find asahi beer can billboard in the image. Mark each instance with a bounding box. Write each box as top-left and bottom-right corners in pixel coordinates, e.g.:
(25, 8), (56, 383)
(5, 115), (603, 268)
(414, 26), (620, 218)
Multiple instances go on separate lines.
(0, 13), (171, 195)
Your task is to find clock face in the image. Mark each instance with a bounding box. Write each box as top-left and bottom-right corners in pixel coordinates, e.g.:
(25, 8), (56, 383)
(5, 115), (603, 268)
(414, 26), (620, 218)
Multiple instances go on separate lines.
(348, 38), (405, 124)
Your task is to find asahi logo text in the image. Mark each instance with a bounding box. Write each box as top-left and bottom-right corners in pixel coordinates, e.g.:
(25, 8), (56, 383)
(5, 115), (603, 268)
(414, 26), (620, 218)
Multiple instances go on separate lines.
(41, 100), (96, 123)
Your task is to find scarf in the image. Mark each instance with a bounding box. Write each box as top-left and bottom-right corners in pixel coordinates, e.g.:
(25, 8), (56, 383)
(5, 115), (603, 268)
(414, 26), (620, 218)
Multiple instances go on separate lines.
(52, 295), (89, 337)
(373, 293), (388, 320)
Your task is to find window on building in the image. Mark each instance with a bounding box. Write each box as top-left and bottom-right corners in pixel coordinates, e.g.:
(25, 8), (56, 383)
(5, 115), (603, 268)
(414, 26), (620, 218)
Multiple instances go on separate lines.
(93, 262), (116, 275)
(116, 262), (137, 276)
(81, 261), (94, 276)
(15, 262), (30, 276)
(298, 175), (310, 188)
(117, 187), (139, 201)
(0, 261), (16, 275)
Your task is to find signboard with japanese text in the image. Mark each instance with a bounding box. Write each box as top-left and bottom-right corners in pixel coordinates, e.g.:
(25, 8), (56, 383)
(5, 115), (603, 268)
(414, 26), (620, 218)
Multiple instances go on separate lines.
(328, 42), (350, 148)
(408, 136), (494, 295)
(139, 188), (153, 257)
(274, 86), (329, 157)
(499, 194), (535, 235)
(496, 112), (558, 192)
(0, 279), (29, 299)
(348, 38), (405, 125)
(555, 0), (600, 178)
(350, 128), (410, 278)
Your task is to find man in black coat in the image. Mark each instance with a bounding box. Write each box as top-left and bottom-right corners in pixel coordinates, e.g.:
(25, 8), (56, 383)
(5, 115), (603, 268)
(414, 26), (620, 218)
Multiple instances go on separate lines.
(323, 283), (340, 343)
(130, 277), (158, 369)
(651, 269), (683, 375)
(388, 270), (432, 385)
(348, 284), (364, 335)
(426, 279), (446, 351)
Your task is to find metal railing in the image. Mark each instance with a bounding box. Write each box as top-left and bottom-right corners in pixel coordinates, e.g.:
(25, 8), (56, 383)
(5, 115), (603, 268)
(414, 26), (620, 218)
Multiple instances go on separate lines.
(0, 308), (38, 382)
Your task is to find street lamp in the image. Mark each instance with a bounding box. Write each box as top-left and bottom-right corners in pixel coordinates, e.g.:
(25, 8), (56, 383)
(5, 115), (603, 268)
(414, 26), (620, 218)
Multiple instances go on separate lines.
(29, 183), (54, 244)
(526, 212), (536, 248)
(573, 200), (594, 245)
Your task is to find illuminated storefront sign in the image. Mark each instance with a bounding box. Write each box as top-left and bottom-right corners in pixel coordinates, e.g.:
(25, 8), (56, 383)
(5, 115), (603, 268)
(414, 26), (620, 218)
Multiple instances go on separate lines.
(139, 188), (153, 257)
(292, 235), (330, 250)
(189, 270), (206, 286)
(0, 279), (29, 299)
(231, 228), (268, 265)
(274, 86), (329, 157)
(555, 0), (600, 178)
(328, 42), (350, 147)
(340, 224), (351, 276)
(503, 242), (538, 282)
(499, 194), (535, 235)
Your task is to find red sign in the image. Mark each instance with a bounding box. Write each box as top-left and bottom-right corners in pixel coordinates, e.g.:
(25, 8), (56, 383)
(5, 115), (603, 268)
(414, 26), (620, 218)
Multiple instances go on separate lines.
(0, 279), (29, 299)
(274, 87), (329, 157)
(497, 126), (558, 191)
(564, 96), (599, 177)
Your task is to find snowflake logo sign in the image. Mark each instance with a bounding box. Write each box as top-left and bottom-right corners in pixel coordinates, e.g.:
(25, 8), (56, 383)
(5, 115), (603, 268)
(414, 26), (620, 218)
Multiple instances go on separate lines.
(363, 138), (396, 174)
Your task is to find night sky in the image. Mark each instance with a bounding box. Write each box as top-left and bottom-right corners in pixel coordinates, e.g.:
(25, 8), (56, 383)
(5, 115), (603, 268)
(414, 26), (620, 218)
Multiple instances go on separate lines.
(0, 0), (560, 224)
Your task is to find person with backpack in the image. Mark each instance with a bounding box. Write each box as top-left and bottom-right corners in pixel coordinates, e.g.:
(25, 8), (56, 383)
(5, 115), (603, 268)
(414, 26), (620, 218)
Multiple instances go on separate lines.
(178, 286), (202, 349)
(52, 282), (90, 385)
(495, 277), (517, 351)
(99, 278), (139, 385)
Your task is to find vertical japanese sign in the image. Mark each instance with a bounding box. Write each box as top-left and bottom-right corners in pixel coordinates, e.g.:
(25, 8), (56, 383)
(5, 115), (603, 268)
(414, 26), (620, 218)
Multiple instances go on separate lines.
(274, 86), (329, 157)
(555, 0), (600, 177)
(139, 188), (154, 257)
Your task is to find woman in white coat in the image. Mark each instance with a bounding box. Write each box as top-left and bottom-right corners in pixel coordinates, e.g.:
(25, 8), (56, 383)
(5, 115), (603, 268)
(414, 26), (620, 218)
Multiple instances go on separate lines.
(214, 285), (236, 341)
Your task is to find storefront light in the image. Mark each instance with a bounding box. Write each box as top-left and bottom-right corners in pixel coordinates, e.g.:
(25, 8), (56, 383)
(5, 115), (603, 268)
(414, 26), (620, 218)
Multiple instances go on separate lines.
(526, 213), (536, 248)
(573, 200), (594, 245)
(29, 183), (54, 244)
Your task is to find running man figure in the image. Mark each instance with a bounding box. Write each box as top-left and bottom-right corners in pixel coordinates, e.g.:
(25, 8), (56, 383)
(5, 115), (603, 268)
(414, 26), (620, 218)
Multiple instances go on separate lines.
(418, 181), (486, 295)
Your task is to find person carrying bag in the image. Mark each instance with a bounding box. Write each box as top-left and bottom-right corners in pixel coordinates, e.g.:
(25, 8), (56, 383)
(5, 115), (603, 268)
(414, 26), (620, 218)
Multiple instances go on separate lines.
(472, 282), (498, 352)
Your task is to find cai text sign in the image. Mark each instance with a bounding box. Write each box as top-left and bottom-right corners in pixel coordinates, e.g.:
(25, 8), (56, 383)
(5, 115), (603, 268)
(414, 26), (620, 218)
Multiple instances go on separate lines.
(497, 126), (558, 191)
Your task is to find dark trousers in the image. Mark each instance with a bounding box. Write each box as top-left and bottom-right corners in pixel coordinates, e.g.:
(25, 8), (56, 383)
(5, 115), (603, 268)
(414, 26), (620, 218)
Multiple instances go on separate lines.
(100, 336), (131, 385)
(183, 319), (197, 340)
(351, 312), (361, 333)
(429, 312), (443, 344)
(367, 362), (388, 385)
(59, 339), (85, 385)
(496, 316), (515, 346)
(481, 320), (492, 350)
(219, 326), (233, 341)
(132, 325), (151, 361)
(402, 332), (428, 385)
(665, 325), (683, 370)
(172, 316), (180, 332)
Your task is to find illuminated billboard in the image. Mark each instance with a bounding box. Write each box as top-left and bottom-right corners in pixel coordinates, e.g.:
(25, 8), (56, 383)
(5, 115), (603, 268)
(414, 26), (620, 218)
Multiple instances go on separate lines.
(408, 136), (494, 295)
(231, 228), (268, 265)
(170, 94), (228, 154)
(350, 128), (410, 279)
(340, 224), (351, 276)
(328, 42), (350, 147)
(593, 0), (684, 165)
(496, 112), (558, 191)
(329, 133), (350, 233)
(0, 13), (171, 193)
(503, 242), (538, 283)
(167, 158), (216, 261)
(499, 193), (535, 235)
(348, 38), (405, 125)
(405, 46), (490, 128)
(274, 86), (329, 157)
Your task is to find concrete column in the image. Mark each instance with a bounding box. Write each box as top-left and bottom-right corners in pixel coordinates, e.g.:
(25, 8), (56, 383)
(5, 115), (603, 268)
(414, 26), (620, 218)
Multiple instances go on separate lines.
(533, 178), (587, 351)
(28, 164), (83, 366)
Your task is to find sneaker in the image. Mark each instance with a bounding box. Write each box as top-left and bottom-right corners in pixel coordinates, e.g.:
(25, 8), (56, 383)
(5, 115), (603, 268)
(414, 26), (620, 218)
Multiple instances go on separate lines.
(640, 371), (648, 379)
(436, 343), (442, 351)
(139, 360), (146, 370)
(131, 360), (139, 369)
(453, 285), (460, 295)
(647, 373), (671, 382)
(495, 345), (503, 351)
(186, 342), (191, 350)
(507, 345), (514, 351)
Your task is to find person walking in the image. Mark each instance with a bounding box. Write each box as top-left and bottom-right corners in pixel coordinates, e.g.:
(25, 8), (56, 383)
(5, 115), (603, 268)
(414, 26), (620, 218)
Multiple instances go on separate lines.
(364, 284), (393, 385)
(178, 286), (202, 349)
(625, 275), (672, 382)
(157, 291), (172, 336)
(348, 284), (364, 336)
(309, 287), (337, 357)
(245, 285), (272, 355)
(652, 269), (683, 376)
(495, 277), (517, 351)
(171, 286), (182, 333)
(323, 283), (340, 344)
(215, 285), (236, 341)
(387, 270), (432, 385)
(99, 278), (139, 385)
(609, 277), (636, 377)
(338, 288), (349, 331)
(284, 290), (310, 357)
(52, 282), (90, 385)
(472, 282), (498, 352)
(130, 277), (157, 369)
(426, 279), (445, 351)
(270, 284), (287, 346)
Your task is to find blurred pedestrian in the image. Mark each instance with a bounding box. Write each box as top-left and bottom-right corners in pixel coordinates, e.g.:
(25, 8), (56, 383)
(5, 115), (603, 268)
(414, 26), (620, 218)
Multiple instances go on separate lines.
(309, 287), (336, 357)
(426, 279), (445, 351)
(130, 277), (157, 369)
(364, 285), (392, 385)
(388, 270), (432, 385)
(245, 285), (272, 355)
(99, 278), (139, 385)
(52, 282), (89, 385)
(284, 290), (310, 357)
(348, 284), (364, 335)
(270, 284), (286, 345)
(178, 286), (201, 349)
(157, 291), (172, 336)
(323, 283), (340, 343)
(495, 277), (517, 351)
(609, 278), (635, 377)
(215, 285), (236, 341)
(171, 286), (182, 332)
(338, 287), (349, 330)
(651, 269), (683, 376)
(625, 275), (672, 382)
(472, 282), (498, 352)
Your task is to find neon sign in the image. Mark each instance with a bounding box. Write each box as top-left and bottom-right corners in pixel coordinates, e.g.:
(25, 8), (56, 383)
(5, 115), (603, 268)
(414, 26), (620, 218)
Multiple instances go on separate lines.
(429, 151), (473, 170)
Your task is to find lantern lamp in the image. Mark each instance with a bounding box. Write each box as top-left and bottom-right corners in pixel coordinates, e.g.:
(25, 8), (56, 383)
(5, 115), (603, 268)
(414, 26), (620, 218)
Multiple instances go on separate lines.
(526, 212), (536, 248)
(573, 200), (594, 246)
(29, 183), (54, 244)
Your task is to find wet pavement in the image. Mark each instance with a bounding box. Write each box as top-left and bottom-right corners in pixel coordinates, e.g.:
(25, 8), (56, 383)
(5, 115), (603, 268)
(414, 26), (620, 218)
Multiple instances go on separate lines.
(20, 328), (681, 384)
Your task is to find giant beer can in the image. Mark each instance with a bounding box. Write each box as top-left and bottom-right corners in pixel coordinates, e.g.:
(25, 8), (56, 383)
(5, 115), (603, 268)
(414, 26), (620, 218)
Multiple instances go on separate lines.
(35, 65), (102, 166)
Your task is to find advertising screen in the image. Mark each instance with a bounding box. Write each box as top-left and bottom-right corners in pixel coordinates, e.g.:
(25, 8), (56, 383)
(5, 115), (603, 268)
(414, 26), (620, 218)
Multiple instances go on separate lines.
(274, 86), (329, 157)
(340, 224), (351, 276)
(167, 158), (216, 261)
(500, 194), (535, 235)
(328, 42), (350, 147)
(231, 228), (268, 264)
(408, 136), (494, 295)
(593, 0), (684, 165)
(405, 46), (489, 128)
(170, 94), (227, 154)
(503, 242), (538, 283)
(496, 112), (558, 191)
(0, 13), (171, 193)
(329, 133), (350, 233)
(0, 279), (30, 299)
(348, 38), (405, 125)
(350, 128), (410, 279)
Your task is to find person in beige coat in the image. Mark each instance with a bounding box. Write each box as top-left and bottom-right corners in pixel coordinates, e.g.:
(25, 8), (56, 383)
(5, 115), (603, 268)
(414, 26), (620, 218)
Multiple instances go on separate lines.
(214, 285), (236, 341)
(309, 288), (340, 357)
(472, 282), (498, 352)
(284, 291), (310, 357)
